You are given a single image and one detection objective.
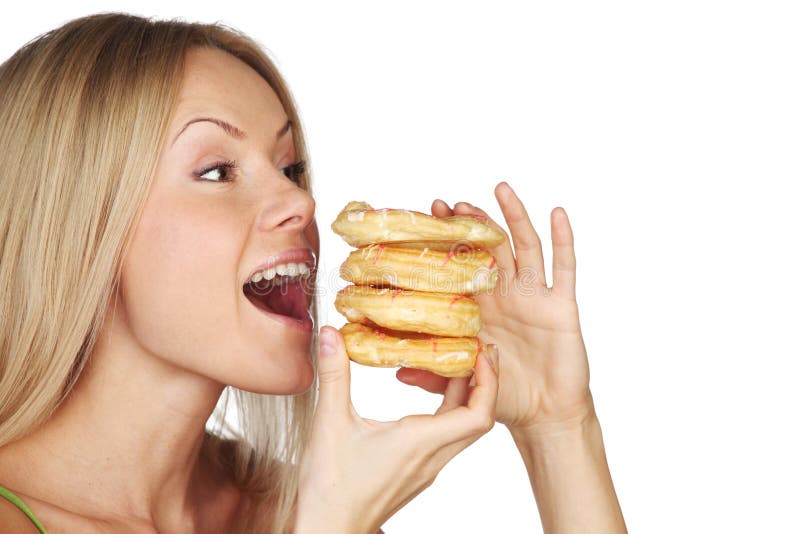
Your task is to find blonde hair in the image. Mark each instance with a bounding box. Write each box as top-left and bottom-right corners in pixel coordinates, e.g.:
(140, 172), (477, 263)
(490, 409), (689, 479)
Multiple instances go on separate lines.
(0, 12), (317, 533)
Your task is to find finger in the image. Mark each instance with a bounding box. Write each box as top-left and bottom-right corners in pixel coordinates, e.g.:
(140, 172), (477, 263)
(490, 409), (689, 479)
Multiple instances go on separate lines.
(551, 207), (577, 300)
(316, 326), (355, 419)
(494, 182), (547, 286)
(435, 377), (470, 415)
(395, 368), (449, 394)
(451, 201), (516, 276)
(394, 347), (498, 476)
(418, 344), (499, 447)
(431, 198), (455, 218)
(427, 345), (500, 467)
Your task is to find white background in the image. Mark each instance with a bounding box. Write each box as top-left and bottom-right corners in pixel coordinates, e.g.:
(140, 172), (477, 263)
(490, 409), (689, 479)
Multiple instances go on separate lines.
(4, 2), (799, 532)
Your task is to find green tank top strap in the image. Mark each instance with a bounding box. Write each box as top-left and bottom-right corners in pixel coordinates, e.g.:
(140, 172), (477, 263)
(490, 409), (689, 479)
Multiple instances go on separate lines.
(0, 485), (48, 533)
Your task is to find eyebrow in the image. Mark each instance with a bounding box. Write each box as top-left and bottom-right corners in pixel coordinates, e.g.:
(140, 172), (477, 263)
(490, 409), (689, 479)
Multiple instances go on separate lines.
(171, 116), (292, 147)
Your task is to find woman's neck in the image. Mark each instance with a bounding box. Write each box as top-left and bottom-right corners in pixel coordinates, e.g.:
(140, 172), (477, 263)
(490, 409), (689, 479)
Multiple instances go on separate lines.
(0, 313), (241, 531)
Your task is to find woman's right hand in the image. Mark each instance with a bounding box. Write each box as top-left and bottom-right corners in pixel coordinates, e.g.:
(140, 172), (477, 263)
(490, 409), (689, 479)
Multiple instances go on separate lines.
(295, 326), (499, 533)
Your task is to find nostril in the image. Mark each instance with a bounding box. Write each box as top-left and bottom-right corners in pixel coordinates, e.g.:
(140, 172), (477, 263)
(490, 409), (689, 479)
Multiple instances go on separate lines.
(280, 215), (303, 227)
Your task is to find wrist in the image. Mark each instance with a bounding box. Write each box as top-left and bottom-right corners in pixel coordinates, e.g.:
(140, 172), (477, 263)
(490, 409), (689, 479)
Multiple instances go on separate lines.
(506, 400), (610, 479)
(509, 411), (602, 457)
(506, 395), (599, 444)
(505, 401), (626, 533)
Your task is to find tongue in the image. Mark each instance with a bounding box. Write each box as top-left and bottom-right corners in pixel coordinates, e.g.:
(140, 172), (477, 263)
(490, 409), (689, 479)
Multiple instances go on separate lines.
(265, 280), (306, 319)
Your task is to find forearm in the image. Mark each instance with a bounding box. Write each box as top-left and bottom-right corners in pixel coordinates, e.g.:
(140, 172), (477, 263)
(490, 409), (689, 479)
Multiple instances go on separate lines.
(508, 406), (627, 533)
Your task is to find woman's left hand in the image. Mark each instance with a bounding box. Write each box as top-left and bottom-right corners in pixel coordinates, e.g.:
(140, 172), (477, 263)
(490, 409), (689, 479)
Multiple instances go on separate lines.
(396, 182), (595, 433)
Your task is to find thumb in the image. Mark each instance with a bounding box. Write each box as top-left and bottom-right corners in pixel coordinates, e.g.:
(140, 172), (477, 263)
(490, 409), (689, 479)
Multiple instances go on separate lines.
(316, 325), (352, 416)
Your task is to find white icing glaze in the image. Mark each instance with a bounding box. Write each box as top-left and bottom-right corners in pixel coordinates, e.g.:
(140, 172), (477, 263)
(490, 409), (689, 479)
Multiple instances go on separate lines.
(434, 351), (469, 362)
(347, 211), (366, 222)
(363, 244), (380, 261)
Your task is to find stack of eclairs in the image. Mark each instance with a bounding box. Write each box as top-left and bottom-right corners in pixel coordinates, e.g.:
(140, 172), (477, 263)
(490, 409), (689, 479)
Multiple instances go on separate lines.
(330, 201), (504, 377)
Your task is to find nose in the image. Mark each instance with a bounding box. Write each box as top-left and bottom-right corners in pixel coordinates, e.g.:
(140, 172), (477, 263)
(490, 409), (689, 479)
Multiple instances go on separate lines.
(257, 182), (316, 234)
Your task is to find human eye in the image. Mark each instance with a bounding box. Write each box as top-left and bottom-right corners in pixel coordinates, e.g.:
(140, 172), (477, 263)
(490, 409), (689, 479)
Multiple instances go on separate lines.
(280, 160), (306, 184)
(193, 160), (238, 182)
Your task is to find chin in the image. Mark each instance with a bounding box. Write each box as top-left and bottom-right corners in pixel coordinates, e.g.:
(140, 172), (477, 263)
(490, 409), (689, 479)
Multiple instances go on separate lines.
(233, 355), (316, 395)
(277, 361), (316, 395)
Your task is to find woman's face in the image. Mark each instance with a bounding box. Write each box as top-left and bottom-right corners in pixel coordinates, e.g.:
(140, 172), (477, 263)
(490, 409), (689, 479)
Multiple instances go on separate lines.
(117, 47), (318, 395)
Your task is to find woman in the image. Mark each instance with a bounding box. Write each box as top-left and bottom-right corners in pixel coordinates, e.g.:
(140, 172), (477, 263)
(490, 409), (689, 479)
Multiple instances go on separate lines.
(0, 12), (626, 533)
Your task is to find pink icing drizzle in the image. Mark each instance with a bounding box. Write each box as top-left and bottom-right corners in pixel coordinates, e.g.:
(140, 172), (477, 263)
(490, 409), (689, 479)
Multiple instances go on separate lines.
(372, 244), (385, 264)
(449, 295), (468, 308)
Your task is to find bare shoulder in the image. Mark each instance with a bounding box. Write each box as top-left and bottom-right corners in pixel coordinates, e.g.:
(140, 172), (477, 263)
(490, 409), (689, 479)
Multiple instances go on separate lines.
(0, 495), (42, 534)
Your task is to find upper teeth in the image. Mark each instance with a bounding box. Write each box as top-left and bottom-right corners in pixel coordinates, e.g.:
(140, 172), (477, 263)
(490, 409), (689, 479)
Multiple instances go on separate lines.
(249, 262), (311, 284)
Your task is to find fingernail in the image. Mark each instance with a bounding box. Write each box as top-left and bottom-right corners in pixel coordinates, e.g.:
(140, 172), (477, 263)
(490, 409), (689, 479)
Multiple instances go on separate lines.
(319, 327), (336, 356)
(484, 345), (499, 373)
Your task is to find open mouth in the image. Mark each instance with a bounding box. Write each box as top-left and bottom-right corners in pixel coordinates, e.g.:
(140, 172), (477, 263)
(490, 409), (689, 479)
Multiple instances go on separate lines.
(243, 273), (313, 324)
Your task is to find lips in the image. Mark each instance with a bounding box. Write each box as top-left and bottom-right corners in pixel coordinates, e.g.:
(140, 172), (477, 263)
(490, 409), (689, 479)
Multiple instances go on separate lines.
(244, 247), (317, 285)
(242, 247), (316, 329)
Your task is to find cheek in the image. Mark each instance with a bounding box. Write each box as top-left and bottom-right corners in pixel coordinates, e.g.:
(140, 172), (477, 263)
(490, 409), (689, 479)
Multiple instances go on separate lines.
(120, 196), (243, 373)
(117, 191), (315, 394)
